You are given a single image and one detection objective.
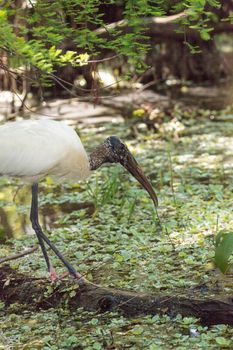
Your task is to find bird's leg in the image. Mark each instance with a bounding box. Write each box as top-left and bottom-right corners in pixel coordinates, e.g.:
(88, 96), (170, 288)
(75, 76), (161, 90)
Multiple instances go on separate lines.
(30, 184), (58, 281)
(30, 183), (84, 283)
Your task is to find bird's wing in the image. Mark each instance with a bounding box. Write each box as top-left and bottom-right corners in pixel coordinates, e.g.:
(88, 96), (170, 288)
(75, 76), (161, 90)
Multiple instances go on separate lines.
(0, 120), (81, 180)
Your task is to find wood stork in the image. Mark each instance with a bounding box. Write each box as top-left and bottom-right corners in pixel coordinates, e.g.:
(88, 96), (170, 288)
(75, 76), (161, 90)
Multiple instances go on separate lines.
(0, 119), (158, 283)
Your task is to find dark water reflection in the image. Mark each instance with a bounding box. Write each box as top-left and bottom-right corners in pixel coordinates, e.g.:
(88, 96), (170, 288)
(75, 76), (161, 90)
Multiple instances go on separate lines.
(0, 184), (94, 243)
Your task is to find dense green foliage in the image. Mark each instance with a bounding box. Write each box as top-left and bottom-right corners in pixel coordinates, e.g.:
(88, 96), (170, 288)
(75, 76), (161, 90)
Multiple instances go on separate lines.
(0, 0), (223, 78)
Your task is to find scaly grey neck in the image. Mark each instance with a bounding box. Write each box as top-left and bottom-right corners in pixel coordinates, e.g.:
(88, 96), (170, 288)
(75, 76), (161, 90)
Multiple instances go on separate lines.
(89, 140), (118, 170)
(89, 146), (107, 171)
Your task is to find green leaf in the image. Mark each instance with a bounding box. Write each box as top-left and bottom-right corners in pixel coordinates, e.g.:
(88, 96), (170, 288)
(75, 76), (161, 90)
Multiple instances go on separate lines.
(131, 325), (144, 335)
(215, 336), (231, 347)
(215, 231), (233, 274)
(200, 29), (211, 41)
(93, 342), (102, 350)
(149, 345), (160, 350)
(207, 0), (221, 8)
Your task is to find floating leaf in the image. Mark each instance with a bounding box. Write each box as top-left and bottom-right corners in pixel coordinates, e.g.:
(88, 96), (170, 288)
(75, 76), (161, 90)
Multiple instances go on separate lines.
(215, 336), (231, 347)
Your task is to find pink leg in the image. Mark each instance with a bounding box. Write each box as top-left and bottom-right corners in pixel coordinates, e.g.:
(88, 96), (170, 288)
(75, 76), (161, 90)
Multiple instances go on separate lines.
(56, 271), (85, 281)
(49, 267), (83, 282)
(49, 265), (59, 282)
(49, 265), (86, 283)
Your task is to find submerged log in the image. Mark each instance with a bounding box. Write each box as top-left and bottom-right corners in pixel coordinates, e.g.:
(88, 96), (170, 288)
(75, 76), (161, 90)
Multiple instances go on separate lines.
(1, 265), (233, 326)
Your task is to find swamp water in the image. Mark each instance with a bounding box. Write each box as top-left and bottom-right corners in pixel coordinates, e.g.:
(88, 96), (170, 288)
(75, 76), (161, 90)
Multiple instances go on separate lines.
(0, 116), (233, 349)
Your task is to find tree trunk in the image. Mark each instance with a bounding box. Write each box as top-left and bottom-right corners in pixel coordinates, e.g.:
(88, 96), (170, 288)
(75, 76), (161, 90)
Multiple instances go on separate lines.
(1, 266), (233, 326)
(146, 39), (227, 83)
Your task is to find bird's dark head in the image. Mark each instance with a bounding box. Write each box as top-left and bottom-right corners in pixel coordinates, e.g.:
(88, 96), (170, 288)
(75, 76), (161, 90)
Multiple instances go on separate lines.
(103, 136), (129, 165)
(89, 136), (158, 207)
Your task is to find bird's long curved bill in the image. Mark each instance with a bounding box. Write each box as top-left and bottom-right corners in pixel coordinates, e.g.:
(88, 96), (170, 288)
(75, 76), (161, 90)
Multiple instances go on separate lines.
(122, 152), (158, 207)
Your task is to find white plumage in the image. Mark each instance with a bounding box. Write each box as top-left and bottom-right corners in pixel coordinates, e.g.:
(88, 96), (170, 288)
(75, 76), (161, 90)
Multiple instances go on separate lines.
(0, 119), (90, 182)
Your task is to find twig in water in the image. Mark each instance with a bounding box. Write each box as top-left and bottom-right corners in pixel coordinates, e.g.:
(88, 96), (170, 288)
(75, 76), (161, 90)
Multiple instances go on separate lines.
(154, 208), (176, 250)
(167, 145), (176, 206)
(0, 246), (38, 264)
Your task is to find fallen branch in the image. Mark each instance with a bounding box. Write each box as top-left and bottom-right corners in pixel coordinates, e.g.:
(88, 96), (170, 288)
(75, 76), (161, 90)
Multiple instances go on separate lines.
(96, 11), (188, 35)
(0, 246), (38, 264)
(0, 266), (233, 326)
(96, 11), (233, 41)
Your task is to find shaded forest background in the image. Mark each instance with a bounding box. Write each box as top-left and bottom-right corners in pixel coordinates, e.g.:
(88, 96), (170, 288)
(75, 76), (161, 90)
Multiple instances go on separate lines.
(0, 0), (232, 115)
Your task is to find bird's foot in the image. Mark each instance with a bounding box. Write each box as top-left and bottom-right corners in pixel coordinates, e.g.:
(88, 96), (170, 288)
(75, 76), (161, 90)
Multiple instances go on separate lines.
(49, 266), (59, 282)
(49, 266), (70, 282)
(73, 271), (86, 285)
(49, 266), (86, 284)
(49, 267), (78, 282)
